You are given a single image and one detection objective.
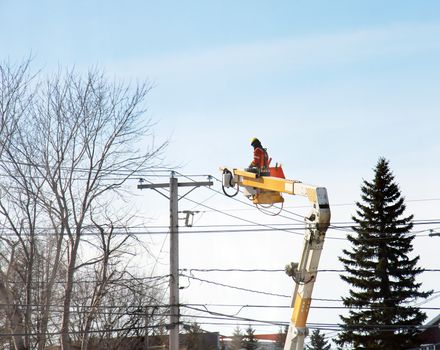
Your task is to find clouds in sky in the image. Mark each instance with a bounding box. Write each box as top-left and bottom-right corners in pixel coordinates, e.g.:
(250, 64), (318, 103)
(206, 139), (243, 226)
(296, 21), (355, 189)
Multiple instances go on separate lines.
(114, 22), (440, 83)
(113, 21), (440, 184)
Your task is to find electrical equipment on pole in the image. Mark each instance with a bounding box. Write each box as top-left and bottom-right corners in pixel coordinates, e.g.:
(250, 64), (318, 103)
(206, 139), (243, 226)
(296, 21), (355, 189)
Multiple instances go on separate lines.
(138, 173), (213, 350)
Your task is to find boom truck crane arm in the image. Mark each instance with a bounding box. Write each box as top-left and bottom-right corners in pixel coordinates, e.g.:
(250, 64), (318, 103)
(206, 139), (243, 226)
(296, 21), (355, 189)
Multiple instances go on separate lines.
(220, 167), (331, 350)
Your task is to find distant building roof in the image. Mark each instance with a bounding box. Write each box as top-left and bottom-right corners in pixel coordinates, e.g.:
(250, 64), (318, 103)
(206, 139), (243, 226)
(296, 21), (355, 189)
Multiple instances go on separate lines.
(427, 314), (440, 327)
(254, 334), (279, 341)
(411, 314), (440, 350)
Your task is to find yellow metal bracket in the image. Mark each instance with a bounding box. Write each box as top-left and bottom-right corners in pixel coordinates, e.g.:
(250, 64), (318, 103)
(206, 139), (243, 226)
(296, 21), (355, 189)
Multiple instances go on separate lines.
(234, 169), (298, 195)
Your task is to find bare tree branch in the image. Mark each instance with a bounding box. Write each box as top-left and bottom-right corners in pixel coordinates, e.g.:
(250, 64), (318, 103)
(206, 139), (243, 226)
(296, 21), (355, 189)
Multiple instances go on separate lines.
(0, 62), (168, 350)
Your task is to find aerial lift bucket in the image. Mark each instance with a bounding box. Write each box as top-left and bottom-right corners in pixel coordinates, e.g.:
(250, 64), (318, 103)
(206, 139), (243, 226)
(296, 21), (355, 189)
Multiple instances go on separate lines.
(269, 165), (285, 179)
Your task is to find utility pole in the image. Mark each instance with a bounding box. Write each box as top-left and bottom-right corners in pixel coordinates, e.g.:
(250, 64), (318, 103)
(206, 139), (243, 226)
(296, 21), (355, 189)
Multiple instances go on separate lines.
(169, 174), (179, 349)
(138, 172), (213, 350)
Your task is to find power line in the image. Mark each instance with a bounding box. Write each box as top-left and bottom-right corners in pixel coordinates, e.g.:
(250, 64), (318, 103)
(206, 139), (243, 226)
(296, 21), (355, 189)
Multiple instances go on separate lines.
(182, 303), (440, 311)
(182, 305), (440, 332)
(137, 176), (306, 237)
(184, 305), (283, 327)
(149, 176), (440, 238)
(181, 267), (440, 273)
(198, 198), (440, 213)
(180, 273), (290, 299)
(0, 323), (172, 338)
(180, 172), (440, 231)
(179, 273), (440, 306)
(1, 274), (170, 284)
(0, 302), (171, 310)
(0, 225), (438, 237)
(3, 163), (440, 211)
(182, 268), (284, 273)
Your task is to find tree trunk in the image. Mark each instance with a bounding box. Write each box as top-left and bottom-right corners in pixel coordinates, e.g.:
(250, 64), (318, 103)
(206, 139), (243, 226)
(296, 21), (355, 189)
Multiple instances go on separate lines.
(0, 278), (27, 350)
(60, 236), (81, 350)
(38, 229), (64, 350)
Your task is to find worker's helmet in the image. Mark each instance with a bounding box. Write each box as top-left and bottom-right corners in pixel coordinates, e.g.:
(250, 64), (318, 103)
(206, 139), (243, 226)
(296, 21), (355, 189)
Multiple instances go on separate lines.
(250, 137), (260, 146)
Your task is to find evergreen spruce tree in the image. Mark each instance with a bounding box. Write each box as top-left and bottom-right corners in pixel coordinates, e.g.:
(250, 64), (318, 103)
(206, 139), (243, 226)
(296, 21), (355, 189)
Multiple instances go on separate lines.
(306, 330), (331, 350)
(337, 158), (432, 349)
(242, 325), (258, 350)
(230, 326), (243, 350)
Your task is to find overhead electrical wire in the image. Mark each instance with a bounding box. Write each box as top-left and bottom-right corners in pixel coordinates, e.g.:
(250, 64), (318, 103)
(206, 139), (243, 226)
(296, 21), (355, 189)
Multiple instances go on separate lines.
(180, 267), (440, 273)
(0, 171), (437, 338)
(181, 305), (440, 332)
(3, 302), (438, 328)
(2, 167), (440, 239)
(179, 273), (440, 306)
(181, 268), (285, 273)
(196, 173), (440, 232)
(183, 304), (440, 312)
(2, 274), (170, 285)
(182, 302), (440, 311)
(0, 224), (438, 237)
(2, 171), (439, 334)
(180, 273), (290, 299)
(0, 323), (173, 338)
(182, 276), (438, 302)
(138, 177), (305, 237)
(169, 173), (440, 239)
(3, 163), (440, 212)
(184, 305), (283, 327)
(167, 176), (346, 240)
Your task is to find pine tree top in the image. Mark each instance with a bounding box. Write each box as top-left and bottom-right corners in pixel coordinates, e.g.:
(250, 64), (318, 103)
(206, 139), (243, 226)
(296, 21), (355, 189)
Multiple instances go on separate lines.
(306, 329), (331, 350)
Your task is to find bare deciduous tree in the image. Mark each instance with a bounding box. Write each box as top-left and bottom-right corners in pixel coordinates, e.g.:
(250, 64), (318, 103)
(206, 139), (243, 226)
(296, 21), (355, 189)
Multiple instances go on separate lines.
(0, 62), (168, 350)
(0, 58), (38, 350)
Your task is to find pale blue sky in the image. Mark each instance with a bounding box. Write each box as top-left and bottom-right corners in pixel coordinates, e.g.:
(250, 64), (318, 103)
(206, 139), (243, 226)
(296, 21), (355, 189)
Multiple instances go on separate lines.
(2, 0), (440, 342)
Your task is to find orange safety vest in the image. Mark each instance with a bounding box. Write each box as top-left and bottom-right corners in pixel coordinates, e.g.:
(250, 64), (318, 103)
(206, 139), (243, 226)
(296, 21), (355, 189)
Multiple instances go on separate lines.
(251, 147), (269, 168)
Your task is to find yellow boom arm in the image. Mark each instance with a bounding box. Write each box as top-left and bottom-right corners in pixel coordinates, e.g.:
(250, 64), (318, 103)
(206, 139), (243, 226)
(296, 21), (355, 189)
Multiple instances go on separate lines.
(221, 168), (331, 350)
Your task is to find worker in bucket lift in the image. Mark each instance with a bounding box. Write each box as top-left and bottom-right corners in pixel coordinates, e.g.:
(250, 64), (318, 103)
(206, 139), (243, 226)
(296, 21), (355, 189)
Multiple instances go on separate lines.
(247, 137), (270, 176)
